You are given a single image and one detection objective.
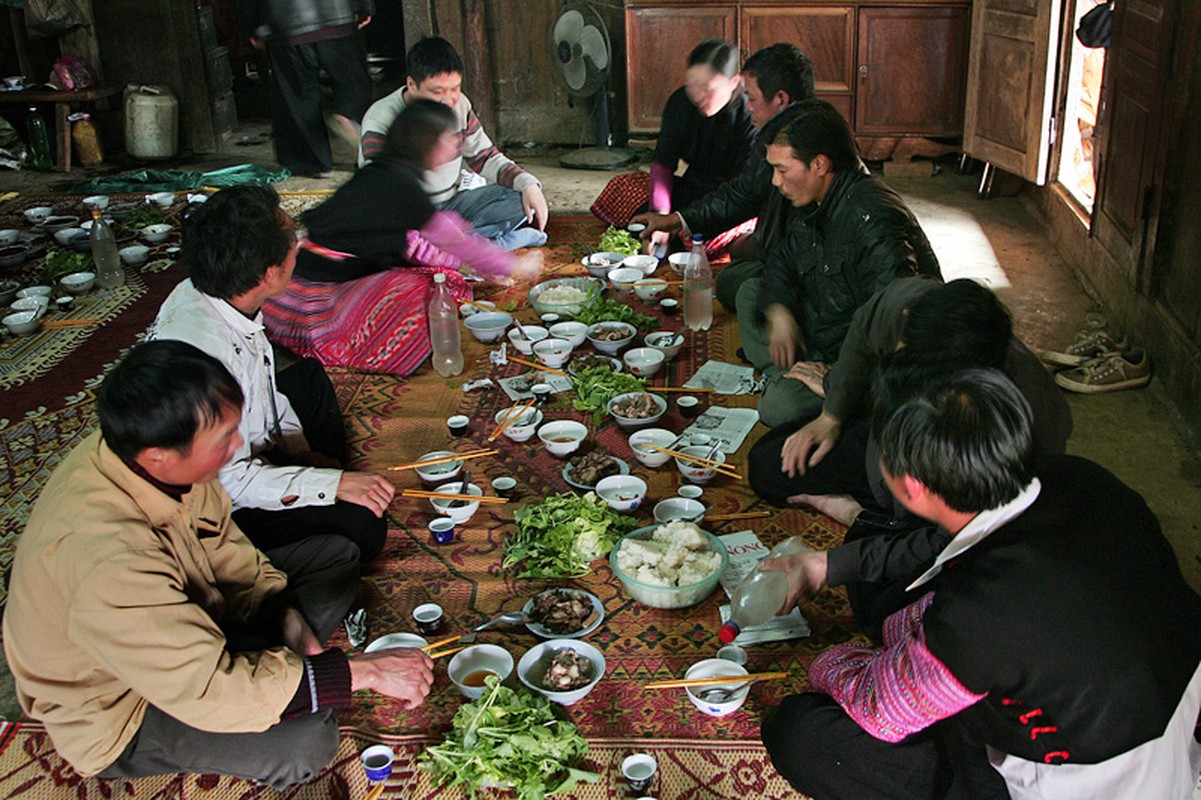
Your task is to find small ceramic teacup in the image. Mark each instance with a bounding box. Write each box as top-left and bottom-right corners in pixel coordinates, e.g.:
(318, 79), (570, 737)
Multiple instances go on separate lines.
(429, 517), (456, 545)
(622, 753), (658, 794)
(361, 744), (395, 782)
(412, 603), (444, 635)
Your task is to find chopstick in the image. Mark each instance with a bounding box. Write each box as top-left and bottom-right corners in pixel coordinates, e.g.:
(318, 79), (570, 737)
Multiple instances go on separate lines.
(365, 782), (385, 800)
(635, 279), (684, 286)
(387, 449), (496, 472)
(401, 489), (508, 504)
(507, 355), (568, 377)
(646, 387), (716, 393)
(427, 645), (467, 660)
(644, 671), (790, 690)
(42, 318), (102, 329)
(420, 634), (463, 652)
(642, 444), (741, 478)
(705, 510), (773, 522)
(487, 399), (538, 441)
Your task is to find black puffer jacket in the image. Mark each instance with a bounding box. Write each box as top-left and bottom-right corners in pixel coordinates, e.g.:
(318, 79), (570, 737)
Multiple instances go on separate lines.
(242, 0), (373, 41)
(755, 169), (941, 362)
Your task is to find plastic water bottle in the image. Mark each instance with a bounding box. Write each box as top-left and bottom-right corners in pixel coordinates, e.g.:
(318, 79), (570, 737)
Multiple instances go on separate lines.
(683, 234), (713, 331)
(718, 537), (814, 643)
(26, 106), (52, 171)
(428, 273), (464, 377)
(90, 210), (124, 289)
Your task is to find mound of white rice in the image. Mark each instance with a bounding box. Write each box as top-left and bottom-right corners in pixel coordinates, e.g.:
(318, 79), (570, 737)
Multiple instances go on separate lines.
(614, 522), (722, 587)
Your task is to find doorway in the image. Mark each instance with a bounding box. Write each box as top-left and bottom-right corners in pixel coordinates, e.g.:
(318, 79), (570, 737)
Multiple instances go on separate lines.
(1056, 0), (1107, 211)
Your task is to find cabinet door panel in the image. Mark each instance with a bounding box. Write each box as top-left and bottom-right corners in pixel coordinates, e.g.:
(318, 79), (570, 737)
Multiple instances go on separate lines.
(856, 6), (971, 136)
(626, 6), (738, 133)
(743, 7), (855, 94)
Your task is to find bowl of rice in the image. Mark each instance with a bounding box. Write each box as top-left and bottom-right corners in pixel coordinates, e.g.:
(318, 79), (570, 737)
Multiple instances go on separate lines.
(610, 522), (728, 608)
(529, 277), (599, 317)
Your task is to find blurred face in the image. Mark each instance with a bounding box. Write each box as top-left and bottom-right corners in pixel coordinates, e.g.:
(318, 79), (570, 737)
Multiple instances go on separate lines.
(744, 74), (789, 129)
(427, 130), (459, 170)
(684, 64), (741, 117)
(140, 402), (244, 486)
(407, 72), (463, 108)
(766, 142), (832, 208)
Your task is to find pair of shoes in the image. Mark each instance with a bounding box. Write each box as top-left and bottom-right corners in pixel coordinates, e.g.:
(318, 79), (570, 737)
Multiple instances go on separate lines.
(1054, 348), (1151, 393)
(1041, 329), (1129, 366)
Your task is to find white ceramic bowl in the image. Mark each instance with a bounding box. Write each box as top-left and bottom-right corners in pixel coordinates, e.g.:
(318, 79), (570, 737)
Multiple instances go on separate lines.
(413, 450), (463, 483)
(607, 266), (643, 294)
(80, 218), (114, 231)
(583, 251), (626, 279)
(60, 271), (96, 294)
(532, 337), (572, 369)
(142, 223), (172, 243)
(623, 347), (665, 378)
(596, 475), (647, 512)
(537, 420), (588, 457)
(507, 324), (548, 355)
(608, 391), (668, 429)
(53, 227), (85, 246)
(41, 215), (79, 230)
(622, 253), (659, 277)
(464, 311), (512, 343)
(586, 321), (637, 355)
(3, 310), (42, 335)
(644, 330), (685, 360)
(430, 481), (482, 524)
(23, 206), (53, 224)
(548, 321), (587, 347)
(0, 279), (19, 306)
(652, 497), (706, 524)
(667, 252), (690, 274)
(628, 427), (678, 468)
(0, 229), (18, 246)
(0, 245), (29, 268)
(684, 658), (751, 717)
(10, 296), (48, 316)
(119, 245), (150, 265)
(493, 406), (543, 442)
(517, 639), (605, 706)
(146, 191), (175, 209)
(364, 632), (428, 652)
(448, 644), (515, 700)
(17, 285), (52, 298)
(675, 445), (726, 485)
(82, 195), (109, 211)
(633, 278), (668, 301)
(459, 300), (495, 317)
(610, 524), (728, 609)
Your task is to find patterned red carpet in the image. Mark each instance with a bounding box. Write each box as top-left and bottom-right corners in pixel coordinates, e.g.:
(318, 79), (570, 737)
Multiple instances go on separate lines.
(0, 200), (855, 798)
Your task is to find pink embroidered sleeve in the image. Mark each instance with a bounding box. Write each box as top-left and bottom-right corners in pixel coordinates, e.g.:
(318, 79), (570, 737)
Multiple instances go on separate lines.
(808, 592), (985, 743)
(649, 161), (674, 214)
(419, 211), (515, 283)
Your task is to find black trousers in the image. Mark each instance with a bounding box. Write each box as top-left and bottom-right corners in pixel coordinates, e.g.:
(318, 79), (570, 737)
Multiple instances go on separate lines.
(267, 32), (371, 174)
(762, 694), (1009, 800)
(748, 417), (879, 508)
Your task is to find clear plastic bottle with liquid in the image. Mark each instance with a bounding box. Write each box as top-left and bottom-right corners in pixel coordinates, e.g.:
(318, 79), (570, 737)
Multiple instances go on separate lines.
(428, 272), (464, 377)
(718, 536), (814, 644)
(90, 209), (124, 289)
(683, 233), (713, 331)
(26, 106), (52, 171)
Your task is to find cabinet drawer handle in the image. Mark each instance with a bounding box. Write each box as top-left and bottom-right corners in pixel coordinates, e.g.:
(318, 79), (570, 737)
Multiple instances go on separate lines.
(859, 65), (868, 81)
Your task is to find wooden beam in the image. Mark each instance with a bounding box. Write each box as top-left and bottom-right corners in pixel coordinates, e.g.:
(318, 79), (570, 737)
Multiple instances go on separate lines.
(461, 0), (494, 133)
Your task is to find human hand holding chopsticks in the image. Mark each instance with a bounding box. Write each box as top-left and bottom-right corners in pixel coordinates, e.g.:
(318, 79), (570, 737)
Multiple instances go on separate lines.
(348, 647), (433, 709)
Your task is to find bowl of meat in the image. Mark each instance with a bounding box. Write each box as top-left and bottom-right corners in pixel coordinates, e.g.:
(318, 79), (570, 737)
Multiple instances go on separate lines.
(522, 588), (605, 638)
(563, 451), (627, 490)
(585, 321), (637, 355)
(517, 639), (606, 705)
(607, 391), (668, 429)
(582, 251), (627, 279)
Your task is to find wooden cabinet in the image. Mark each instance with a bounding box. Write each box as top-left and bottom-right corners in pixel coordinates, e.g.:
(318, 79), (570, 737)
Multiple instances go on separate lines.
(625, 1), (971, 143)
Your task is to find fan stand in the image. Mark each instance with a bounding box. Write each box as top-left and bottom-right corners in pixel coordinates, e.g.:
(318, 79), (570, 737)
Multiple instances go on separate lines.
(560, 89), (637, 170)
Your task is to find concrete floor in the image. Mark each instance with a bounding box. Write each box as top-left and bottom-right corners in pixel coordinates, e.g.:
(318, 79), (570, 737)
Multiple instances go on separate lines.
(2, 120), (1199, 724)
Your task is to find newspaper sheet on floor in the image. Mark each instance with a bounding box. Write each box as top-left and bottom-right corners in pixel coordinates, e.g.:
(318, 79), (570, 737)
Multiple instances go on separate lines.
(499, 372), (573, 401)
(682, 407), (759, 454)
(717, 530), (810, 644)
(683, 360), (761, 395)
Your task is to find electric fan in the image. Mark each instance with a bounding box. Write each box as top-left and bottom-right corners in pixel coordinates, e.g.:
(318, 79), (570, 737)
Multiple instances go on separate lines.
(550, 0), (636, 170)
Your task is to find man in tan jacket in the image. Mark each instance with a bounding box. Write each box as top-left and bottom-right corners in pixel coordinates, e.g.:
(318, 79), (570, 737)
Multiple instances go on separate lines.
(3, 341), (432, 788)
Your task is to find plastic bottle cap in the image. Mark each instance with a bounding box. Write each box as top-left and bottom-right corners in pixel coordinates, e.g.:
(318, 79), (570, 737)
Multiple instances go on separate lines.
(692, 233), (703, 243)
(718, 622), (739, 644)
(433, 272), (446, 283)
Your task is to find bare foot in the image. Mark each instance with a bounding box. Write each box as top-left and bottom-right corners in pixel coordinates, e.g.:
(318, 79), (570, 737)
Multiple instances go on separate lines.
(788, 493), (863, 527)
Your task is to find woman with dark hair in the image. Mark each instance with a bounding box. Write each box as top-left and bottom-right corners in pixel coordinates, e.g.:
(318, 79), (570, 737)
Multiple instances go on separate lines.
(263, 99), (541, 375)
(590, 39), (756, 255)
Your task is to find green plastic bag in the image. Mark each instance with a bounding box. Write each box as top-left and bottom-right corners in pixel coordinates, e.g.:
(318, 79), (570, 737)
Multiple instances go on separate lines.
(72, 164), (290, 194)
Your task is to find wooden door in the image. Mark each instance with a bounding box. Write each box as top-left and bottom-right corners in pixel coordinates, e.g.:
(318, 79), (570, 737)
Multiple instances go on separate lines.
(625, 5), (738, 133)
(856, 6), (971, 136)
(742, 6), (856, 124)
(962, 0), (1061, 182)
(1092, 0), (1174, 286)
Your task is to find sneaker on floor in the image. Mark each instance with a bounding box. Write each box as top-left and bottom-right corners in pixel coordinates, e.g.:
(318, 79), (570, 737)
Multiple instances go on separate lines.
(1054, 348), (1151, 394)
(1041, 329), (1130, 366)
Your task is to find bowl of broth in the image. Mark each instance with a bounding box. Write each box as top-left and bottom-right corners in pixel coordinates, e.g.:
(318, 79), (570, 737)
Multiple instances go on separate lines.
(448, 644), (514, 700)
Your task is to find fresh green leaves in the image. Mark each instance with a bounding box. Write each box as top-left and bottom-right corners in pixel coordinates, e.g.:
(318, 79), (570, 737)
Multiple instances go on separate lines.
(504, 492), (638, 578)
(570, 366), (646, 425)
(572, 294), (658, 330)
(120, 207), (166, 229)
(598, 225), (640, 256)
(420, 676), (600, 799)
(41, 251), (94, 285)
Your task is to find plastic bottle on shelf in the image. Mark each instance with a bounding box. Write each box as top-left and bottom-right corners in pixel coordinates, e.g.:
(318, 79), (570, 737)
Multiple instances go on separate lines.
(90, 209), (124, 290)
(428, 272), (464, 377)
(26, 106), (52, 171)
(682, 233), (713, 331)
(718, 537), (814, 644)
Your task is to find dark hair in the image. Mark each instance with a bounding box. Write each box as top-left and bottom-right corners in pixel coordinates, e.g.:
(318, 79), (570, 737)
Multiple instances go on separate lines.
(761, 99), (859, 172)
(100, 340), (243, 461)
(179, 186), (294, 299)
(688, 38), (739, 78)
(383, 98), (457, 163)
(742, 43), (816, 106)
(874, 366), (1034, 513)
(902, 279), (1012, 369)
(406, 36), (464, 84)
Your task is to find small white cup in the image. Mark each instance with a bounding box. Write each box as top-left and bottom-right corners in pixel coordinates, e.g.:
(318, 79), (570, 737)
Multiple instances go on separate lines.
(622, 753), (658, 794)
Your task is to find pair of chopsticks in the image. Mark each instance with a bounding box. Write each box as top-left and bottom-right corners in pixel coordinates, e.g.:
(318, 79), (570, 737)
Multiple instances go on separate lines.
(365, 782), (385, 800)
(487, 399), (538, 441)
(647, 386), (715, 393)
(705, 510), (772, 522)
(508, 355), (567, 377)
(461, 298), (497, 313)
(42, 318), (102, 329)
(421, 634), (467, 659)
(642, 444), (742, 479)
(644, 671), (790, 690)
(401, 488), (508, 504)
(387, 448), (496, 472)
